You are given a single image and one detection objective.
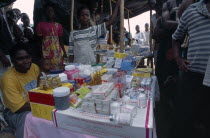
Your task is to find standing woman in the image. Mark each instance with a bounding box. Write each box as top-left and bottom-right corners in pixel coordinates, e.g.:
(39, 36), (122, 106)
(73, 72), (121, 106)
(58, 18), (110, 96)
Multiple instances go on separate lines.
(69, 0), (121, 64)
(37, 4), (67, 69)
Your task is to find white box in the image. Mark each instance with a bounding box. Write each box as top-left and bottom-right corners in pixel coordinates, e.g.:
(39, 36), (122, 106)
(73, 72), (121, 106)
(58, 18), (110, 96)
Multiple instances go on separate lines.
(91, 82), (114, 99)
(82, 88), (118, 115)
(53, 100), (154, 138)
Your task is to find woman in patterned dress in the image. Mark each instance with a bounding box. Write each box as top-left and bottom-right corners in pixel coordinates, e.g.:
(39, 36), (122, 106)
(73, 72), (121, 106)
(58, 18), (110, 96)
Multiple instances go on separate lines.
(36, 4), (67, 69)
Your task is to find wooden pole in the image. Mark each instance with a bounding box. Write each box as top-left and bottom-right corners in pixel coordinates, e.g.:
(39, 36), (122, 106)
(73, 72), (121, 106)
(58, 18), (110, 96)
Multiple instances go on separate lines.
(120, 0), (124, 53)
(150, 9), (154, 69)
(111, 0), (133, 14)
(101, 0), (104, 14)
(127, 11), (131, 46)
(109, 0), (113, 44)
(71, 0), (74, 31)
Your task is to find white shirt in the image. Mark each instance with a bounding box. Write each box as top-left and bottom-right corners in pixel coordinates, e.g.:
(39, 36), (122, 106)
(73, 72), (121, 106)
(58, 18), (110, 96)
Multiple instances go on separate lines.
(134, 32), (145, 44)
(143, 31), (150, 46)
(69, 23), (107, 65)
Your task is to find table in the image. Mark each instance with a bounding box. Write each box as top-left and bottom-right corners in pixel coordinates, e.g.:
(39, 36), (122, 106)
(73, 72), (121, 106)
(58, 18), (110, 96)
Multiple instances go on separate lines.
(24, 112), (96, 138)
(24, 77), (159, 138)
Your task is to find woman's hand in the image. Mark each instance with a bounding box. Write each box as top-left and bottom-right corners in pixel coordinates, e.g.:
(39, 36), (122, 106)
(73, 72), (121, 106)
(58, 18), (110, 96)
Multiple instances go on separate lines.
(175, 57), (190, 72)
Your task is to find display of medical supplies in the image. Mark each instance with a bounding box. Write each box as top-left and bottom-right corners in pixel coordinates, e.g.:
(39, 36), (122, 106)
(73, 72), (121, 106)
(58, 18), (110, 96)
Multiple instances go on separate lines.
(27, 51), (157, 137)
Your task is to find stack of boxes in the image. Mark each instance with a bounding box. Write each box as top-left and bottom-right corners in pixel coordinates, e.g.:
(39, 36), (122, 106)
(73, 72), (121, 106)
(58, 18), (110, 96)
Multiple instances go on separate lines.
(81, 82), (117, 114)
(28, 83), (73, 120)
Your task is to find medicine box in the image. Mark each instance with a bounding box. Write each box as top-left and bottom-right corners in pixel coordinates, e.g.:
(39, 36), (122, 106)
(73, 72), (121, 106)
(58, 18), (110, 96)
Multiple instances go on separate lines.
(82, 88), (118, 114)
(132, 68), (153, 78)
(52, 99), (155, 138)
(114, 52), (128, 59)
(120, 60), (136, 71)
(28, 83), (73, 120)
(91, 82), (115, 99)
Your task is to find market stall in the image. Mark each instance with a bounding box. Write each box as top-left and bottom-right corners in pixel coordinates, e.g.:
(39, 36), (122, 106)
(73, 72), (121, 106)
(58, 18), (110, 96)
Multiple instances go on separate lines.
(23, 0), (160, 137)
(24, 51), (159, 137)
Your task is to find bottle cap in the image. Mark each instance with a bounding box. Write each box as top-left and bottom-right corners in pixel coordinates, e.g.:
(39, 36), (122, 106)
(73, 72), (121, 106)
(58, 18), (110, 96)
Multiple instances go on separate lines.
(40, 76), (45, 79)
(109, 115), (114, 121)
(65, 65), (76, 71)
(53, 87), (70, 97)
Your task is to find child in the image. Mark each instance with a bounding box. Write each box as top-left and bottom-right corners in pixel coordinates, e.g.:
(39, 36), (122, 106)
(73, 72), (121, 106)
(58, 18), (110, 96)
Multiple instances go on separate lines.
(39, 58), (51, 76)
(37, 58), (51, 87)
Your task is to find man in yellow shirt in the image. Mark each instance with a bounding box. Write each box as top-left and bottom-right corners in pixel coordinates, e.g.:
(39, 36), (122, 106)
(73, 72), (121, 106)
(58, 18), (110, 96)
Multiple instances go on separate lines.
(1, 43), (39, 138)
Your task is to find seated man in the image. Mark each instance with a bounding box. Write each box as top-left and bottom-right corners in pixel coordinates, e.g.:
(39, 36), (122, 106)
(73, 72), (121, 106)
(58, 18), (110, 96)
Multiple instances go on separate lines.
(1, 43), (39, 138)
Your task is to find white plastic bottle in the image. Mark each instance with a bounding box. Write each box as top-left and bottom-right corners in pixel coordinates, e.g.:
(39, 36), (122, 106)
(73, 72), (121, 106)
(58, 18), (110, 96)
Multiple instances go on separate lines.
(110, 113), (132, 126)
(138, 93), (147, 108)
(110, 98), (121, 115)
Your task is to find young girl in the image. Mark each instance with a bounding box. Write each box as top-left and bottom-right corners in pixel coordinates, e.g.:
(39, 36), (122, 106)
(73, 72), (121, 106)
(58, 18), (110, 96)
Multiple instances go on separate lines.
(39, 58), (51, 76)
(37, 58), (51, 87)
(37, 4), (67, 70)
(69, 0), (121, 64)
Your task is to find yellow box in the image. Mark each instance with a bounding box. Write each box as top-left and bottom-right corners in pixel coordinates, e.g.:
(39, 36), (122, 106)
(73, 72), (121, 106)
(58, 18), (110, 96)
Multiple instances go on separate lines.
(30, 102), (55, 120)
(114, 53), (128, 59)
(29, 83), (73, 120)
(30, 83), (73, 94)
(132, 72), (151, 78)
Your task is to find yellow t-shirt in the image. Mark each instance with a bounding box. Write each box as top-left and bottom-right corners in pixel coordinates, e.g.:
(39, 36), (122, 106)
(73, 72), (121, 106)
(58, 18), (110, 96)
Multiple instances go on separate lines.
(1, 64), (39, 112)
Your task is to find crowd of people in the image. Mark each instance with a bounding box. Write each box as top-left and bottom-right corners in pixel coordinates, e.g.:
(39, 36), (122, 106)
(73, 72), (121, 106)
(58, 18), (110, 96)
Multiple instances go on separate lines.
(152, 0), (210, 137)
(0, 1), (121, 138)
(123, 23), (151, 47)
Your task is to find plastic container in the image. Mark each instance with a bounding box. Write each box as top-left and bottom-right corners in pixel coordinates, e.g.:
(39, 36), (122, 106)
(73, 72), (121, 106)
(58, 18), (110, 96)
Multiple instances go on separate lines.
(138, 93), (147, 108)
(64, 65), (79, 80)
(110, 113), (132, 126)
(110, 99), (121, 115)
(53, 87), (70, 110)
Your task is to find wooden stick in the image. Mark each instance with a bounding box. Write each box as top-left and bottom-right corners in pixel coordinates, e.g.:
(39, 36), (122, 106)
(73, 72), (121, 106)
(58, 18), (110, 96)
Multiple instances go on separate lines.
(120, 0), (124, 53)
(111, 0), (133, 14)
(109, 0), (113, 44)
(101, 0), (104, 14)
(70, 0), (74, 31)
(127, 11), (131, 46)
(150, 9), (154, 69)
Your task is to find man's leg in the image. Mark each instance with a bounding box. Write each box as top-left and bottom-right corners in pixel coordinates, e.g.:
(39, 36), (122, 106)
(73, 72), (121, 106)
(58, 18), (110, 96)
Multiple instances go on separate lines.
(3, 109), (29, 138)
(173, 71), (199, 138)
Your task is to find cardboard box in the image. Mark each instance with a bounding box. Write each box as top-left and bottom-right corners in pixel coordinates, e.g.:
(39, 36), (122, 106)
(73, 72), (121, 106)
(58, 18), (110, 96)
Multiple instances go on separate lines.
(28, 83), (73, 120)
(114, 53), (128, 59)
(52, 100), (154, 138)
(30, 102), (55, 120)
(91, 82), (115, 99)
(82, 88), (118, 114)
(70, 87), (90, 108)
(132, 68), (153, 78)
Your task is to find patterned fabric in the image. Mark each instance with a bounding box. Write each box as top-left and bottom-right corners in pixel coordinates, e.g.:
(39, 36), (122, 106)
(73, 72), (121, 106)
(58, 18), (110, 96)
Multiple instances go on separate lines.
(69, 23), (107, 65)
(172, 0), (210, 74)
(36, 22), (63, 69)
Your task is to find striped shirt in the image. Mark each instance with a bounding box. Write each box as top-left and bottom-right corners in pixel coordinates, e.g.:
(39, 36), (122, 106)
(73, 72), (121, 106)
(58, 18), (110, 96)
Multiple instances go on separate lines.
(69, 23), (107, 64)
(172, 0), (210, 74)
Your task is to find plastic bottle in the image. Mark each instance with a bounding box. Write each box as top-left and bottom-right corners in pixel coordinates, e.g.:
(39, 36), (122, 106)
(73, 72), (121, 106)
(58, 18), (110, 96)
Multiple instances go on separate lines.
(64, 65), (79, 80)
(138, 93), (147, 108)
(110, 113), (132, 126)
(110, 98), (121, 115)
